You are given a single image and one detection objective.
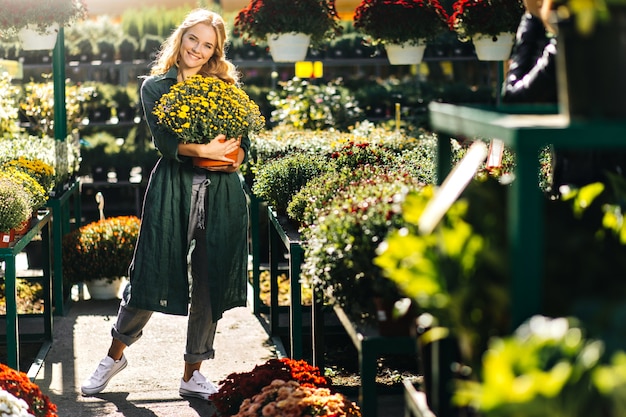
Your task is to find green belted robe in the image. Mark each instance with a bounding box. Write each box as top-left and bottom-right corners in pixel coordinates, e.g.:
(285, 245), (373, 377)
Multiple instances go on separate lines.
(126, 67), (249, 319)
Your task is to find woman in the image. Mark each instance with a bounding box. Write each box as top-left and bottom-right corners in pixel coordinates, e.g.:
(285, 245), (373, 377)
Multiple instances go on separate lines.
(81, 9), (249, 400)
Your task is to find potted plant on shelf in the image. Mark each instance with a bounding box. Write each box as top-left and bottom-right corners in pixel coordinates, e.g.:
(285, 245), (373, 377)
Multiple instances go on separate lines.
(0, 177), (31, 248)
(0, 0), (88, 51)
(61, 215), (140, 300)
(233, 0), (343, 62)
(352, 0), (450, 65)
(448, 0), (524, 60)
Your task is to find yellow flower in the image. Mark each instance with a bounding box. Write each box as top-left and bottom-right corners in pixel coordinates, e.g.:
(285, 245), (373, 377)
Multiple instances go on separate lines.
(153, 75), (265, 144)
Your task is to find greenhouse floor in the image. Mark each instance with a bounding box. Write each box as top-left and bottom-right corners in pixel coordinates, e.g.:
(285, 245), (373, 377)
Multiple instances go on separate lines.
(30, 288), (407, 417)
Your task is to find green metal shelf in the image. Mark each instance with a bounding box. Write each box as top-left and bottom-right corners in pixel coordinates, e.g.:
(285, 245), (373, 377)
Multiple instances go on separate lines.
(0, 211), (53, 371)
(429, 102), (626, 328)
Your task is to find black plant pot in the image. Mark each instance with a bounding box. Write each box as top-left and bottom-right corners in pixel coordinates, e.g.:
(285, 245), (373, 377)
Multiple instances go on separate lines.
(23, 239), (44, 270)
(556, 7), (626, 120)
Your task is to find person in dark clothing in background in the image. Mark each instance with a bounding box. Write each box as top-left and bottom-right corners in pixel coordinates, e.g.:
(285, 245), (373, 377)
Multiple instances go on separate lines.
(502, 0), (625, 195)
(502, 0), (557, 103)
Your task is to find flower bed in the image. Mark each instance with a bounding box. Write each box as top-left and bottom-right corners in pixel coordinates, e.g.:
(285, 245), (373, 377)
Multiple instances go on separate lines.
(210, 358), (333, 416)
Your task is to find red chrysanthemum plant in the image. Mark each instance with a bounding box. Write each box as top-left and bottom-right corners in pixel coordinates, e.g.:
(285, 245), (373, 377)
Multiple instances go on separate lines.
(209, 358), (331, 416)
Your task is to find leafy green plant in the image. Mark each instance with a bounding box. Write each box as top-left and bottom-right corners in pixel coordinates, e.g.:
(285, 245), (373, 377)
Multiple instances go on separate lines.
(0, 71), (21, 138)
(375, 177), (511, 366)
(288, 165), (386, 226)
(62, 216), (140, 283)
(542, 178), (626, 352)
(251, 153), (330, 215)
(287, 136), (429, 225)
(19, 75), (96, 137)
(267, 77), (364, 131)
(0, 177), (31, 233)
(301, 169), (423, 322)
(454, 315), (612, 417)
(328, 141), (396, 168)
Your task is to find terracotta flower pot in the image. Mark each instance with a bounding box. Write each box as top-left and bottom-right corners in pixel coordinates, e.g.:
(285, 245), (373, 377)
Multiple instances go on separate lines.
(192, 140), (240, 168)
(12, 215), (32, 237)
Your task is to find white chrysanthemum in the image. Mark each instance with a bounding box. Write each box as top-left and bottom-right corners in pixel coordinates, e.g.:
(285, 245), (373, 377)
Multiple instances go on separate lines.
(0, 389), (35, 417)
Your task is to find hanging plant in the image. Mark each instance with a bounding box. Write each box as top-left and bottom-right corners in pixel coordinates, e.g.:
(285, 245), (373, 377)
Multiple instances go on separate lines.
(233, 0), (342, 48)
(0, 0), (87, 36)
(353, 0), (450, 46)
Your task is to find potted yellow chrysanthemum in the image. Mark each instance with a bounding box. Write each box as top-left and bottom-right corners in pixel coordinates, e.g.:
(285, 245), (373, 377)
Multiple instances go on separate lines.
(153, 75), (265, 168)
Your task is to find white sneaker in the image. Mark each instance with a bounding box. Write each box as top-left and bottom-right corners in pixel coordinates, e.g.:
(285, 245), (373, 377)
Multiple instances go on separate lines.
(81, 355), (128, 395)
(179, 370), (218, 400)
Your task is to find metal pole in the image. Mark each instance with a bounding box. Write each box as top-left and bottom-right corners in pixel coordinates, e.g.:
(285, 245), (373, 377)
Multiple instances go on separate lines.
(52, 27), (67, 141)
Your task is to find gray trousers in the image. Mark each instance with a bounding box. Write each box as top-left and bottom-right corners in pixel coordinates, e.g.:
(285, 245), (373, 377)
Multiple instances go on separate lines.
(111, 178), (218, 364)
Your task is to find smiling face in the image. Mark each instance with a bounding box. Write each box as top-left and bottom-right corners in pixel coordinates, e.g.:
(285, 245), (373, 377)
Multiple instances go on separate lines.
(178, 22), (217, 78)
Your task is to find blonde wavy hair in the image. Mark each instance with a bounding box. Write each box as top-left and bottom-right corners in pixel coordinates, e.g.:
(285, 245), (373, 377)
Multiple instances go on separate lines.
(150, 8), (240, 85)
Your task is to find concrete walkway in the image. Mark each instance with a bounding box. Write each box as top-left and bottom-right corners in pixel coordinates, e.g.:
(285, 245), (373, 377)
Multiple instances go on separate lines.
(33, 297), (280, 417)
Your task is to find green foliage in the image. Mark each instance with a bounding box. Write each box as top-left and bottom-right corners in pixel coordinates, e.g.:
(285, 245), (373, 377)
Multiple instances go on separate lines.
(396, 137), (438, 184)
(249, 123), (425, 171)
(288, 165), (392, 226)
(287, 134), (437, 225)
(267, 77), (364, 131)
(375, 177), (510, 365)
(0, 177), (30, 233)
(0, 72), (21, 138)
(65, 15), (125, 59)
(454, 315), (614, 417)
(251, 153), (330, 215)
(327, 141), (395, 169)
(62, 216), (140, 283)
(18, 76), (96, 137)
(120, 5), (191, 42)
(301, 169), (423, 322)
